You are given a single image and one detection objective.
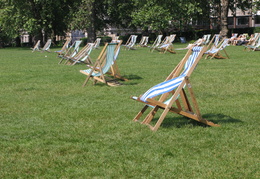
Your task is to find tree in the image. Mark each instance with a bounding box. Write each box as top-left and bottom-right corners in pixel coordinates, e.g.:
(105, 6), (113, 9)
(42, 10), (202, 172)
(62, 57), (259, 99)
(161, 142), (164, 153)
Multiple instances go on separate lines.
(220, 0), (229, 37)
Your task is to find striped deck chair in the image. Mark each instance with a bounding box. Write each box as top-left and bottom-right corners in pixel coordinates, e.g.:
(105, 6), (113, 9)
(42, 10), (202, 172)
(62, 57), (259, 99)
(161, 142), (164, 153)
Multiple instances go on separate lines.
(150, 35), (163, 52)
(131, 46), (219, 131)
(58, 40), (82, 64)
(156, 34), (176, 54)
(138, 36), (149, 47)
(93, 38), (101, 49)
(40, 39), (52, 52)
(31, 40), (41, 52)
(202, 34), (211, 45)
(205, 38), (230, 59)
(124, 35), (138, 50)
(80, 42), (122, 86)
(106, 40), (128, 81)
(65, 43), (94, 65)
(206, 34), (220, 51)
(55, 38), (71, 56)
(244, 33), (260, 51)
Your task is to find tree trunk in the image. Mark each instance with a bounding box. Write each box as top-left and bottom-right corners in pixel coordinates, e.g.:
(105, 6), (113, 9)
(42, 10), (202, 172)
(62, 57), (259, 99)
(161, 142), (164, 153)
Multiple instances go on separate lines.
(220, 0), (229, 38)
(86, 1), (96, 43)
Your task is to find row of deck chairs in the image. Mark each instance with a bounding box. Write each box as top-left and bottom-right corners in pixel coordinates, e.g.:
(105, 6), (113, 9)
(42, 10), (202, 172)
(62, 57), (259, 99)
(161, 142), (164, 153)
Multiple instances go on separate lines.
(243, 33), (260, 51)
(31, 39), (52, 52)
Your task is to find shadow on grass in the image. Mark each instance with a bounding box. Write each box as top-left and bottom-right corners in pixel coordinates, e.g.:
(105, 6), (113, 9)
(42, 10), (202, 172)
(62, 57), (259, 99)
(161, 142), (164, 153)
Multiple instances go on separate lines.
(123, 74), (142, 80)
(154, 113), (242, 129)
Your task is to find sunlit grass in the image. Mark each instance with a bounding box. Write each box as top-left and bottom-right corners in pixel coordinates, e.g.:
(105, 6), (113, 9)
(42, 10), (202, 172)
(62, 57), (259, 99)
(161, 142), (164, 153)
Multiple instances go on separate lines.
(0, 43), (259, 178)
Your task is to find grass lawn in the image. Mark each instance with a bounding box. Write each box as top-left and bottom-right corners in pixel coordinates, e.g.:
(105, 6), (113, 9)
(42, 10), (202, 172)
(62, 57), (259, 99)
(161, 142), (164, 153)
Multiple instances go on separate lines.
(0, 42), (259, 178)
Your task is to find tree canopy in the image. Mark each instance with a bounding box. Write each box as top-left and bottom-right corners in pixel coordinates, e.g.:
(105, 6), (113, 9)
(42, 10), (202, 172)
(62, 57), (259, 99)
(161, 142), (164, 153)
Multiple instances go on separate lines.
(0, 0), (259, 46)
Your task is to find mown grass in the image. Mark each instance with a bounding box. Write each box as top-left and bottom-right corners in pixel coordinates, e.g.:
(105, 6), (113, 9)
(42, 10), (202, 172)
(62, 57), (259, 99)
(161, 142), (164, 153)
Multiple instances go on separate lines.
(0, 43), (259, 178)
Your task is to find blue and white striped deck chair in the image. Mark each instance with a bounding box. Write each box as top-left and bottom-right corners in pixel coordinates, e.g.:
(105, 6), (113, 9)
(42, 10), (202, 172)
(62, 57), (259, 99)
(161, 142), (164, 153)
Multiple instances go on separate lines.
(124, 35), (137, 50)
(80, 43), (122, 86)
(156, 34), (176, 54)
(31, 40), (41, 52)
(150, 35), (163, 52)
(55, 38), (71, 56)
(202, 34), (211, 45)
(206, 34), (220, 50)
(58, 40), (82, 64)
(205, 38), (230, 59)
(131, 46), (219, 131)
(41, 39), (52, 52)
(65, 43), (94, 65)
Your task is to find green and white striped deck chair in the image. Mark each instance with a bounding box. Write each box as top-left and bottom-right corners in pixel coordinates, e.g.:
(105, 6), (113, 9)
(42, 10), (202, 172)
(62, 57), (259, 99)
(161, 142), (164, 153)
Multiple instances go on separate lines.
(31, 40), (41, 52)
(65, 43), (94, 65)
(58, 40), (82, 64)
(80, 42), (122, 86)
(131, 46), (219, 131)
(55, 38), (71, 56)
(41, 39), (52, 52)
(93, 38), (101, 49)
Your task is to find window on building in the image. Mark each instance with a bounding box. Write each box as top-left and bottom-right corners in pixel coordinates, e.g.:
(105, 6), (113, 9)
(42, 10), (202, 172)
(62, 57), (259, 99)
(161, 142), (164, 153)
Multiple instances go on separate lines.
(228, 17), (234, 25)
(237, 16), (249, 25)
(255, 15), (260, 24)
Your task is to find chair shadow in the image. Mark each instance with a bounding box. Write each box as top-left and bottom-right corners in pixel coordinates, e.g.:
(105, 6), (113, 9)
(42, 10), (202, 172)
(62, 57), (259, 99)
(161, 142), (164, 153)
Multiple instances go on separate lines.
(158, 113), (242, 129)
(122, 74), (143, 80)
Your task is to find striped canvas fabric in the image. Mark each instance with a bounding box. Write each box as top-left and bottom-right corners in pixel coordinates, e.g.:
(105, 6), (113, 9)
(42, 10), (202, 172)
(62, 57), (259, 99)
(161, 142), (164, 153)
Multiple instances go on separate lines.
(140, 46), (202, 102)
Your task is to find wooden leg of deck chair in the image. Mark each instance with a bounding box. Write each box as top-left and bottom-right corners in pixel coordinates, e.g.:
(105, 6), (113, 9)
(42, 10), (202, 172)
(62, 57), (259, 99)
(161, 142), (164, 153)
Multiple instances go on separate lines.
(82, 75), (92, 87)
(133, 105), (149, 122)
(223, 49), (229, 59)
(150, 108), (170, 131)
(142, 106), (159, 124)
(180, 89), (193, 112)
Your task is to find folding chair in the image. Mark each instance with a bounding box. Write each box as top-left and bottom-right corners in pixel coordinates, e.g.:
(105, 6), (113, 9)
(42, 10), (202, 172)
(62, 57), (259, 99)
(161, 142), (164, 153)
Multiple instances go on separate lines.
(131, 46), (219, 131)
(93, 38), (101, 49)
(55, 38), (71, 56)
(150, 35), (163, 52)
(244, 33), (260, 51)
(205, 38), (230, 59)
(58, 40), (82, 64)
(206, 34), (220, 51)
(105, 40), (128, 81)
(156, 34), (176, 54)
(65, 43), (94, 65)
(124, 35), (138, 50)
(31, 40), (41, 52)
(41, 39), (52, 52)
(138, 36), (149, 47)
(80, 42), (122, 86)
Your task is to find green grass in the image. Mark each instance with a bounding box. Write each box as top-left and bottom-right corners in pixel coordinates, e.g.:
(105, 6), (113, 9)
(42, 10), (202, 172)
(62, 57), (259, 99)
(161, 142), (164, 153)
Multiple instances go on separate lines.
(0, 43), (259, 178)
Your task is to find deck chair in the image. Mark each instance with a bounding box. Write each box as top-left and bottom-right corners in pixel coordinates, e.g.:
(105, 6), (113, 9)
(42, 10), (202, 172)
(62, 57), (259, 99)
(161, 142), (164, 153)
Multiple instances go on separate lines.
(58, 40), (82, 64)
(31, 40), (41, 52)
(80, 42), (122, 86)
(244, 33), (260, 51)
(105, 40), (128, 81)
(124, 35), (138, 50)
(202, 34), (211, 45)
(205, 34), (220, 51)
(156, 34), (176, 54)
(55, 38), (71, 56)
(40, 39), (52, 52)
(138, 36), (149, 47)
(65, 43), (94, 65)
(150, 35), (163, 52)
(205, 38), (230, 59)
(93, 38), (101, 49)
(131, 46), (219, 131)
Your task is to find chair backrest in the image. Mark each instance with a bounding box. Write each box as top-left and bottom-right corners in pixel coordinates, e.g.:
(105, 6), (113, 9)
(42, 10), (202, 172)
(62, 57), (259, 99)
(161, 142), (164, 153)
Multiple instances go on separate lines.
(75, 43), (94, 62)
(42, 39), (52, 50)
(32, 40), (41, 51)
(94, 38), (101, 48)
(68, 40), (82, 57)
(140, 46), (206, 102)
(152, 35), (163, 48)
(92, 43), (117, 76)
